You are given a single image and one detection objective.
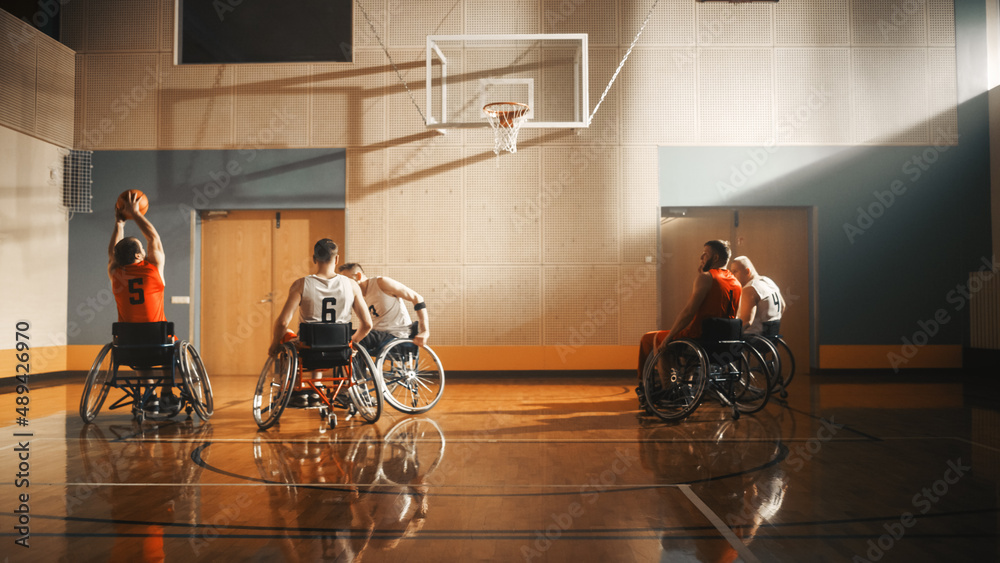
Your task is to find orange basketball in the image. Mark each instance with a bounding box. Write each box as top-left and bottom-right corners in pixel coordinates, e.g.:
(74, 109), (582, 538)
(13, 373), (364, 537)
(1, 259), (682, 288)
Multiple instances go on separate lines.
(116, 189), (149, 216)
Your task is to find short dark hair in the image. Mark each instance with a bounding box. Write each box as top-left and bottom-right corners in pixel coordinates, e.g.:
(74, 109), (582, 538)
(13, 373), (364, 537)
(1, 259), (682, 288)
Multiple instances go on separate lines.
(313, 238), (339, 263)
(338, 262), (364, 275)
(114, 237), (142, 266)
(704, 240), (732, 266)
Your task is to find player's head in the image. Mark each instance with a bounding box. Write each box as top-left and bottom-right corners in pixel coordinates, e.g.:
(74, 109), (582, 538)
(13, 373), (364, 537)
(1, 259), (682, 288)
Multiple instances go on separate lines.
(730, 256), (757, 285)
(337, 262), (365, 282)
(313, 239), (339, 264)
(701, 240), (731, 271)
(114, 237), (145, 266)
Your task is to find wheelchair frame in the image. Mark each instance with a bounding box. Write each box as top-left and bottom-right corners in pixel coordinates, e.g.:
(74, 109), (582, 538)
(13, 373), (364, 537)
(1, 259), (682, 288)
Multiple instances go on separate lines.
(79, 322), (214, 424)
(253, 322), (383, 430)
(641, 319), (772, 422)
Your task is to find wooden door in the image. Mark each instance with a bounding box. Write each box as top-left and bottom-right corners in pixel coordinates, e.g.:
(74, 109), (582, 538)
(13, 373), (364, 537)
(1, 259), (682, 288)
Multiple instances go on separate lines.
(659, 207), (812, 369)
(200, 210), (345, 375)
(732, 209), (810, 371)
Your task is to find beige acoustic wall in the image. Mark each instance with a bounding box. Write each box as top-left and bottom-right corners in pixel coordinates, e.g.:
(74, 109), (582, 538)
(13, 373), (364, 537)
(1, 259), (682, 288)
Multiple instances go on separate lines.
(0, 8), (74, 374)
(0, 126), (71, 374)
(65, 0), (958, 370)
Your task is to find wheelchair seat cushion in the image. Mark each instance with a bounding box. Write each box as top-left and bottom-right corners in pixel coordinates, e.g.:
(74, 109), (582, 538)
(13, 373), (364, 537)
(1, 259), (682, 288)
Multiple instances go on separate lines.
(760, 320), (781, 338)
(298, 322), (352, 369)
(698, 317), (743, 365)
(112, 322), (175, 368)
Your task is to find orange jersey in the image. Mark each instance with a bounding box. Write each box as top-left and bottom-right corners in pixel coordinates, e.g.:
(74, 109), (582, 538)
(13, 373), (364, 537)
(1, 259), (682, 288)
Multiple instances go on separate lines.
(111, 260), (166, 323)
(676, 268), (742, 339)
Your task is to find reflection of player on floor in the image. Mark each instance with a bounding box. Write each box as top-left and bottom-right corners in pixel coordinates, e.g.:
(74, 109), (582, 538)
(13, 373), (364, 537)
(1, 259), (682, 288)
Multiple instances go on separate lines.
(636, 240), (742, 408)
(729, 256), (785, 335)
(269, 239), (373, 408)
(337, 263), (430, 356)
(108, 191), (174, 412)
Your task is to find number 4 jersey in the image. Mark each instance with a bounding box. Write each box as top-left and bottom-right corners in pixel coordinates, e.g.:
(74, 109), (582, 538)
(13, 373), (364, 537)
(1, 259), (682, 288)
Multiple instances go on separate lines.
(111, 260), (166, 323)
(300, 274), (354, 323)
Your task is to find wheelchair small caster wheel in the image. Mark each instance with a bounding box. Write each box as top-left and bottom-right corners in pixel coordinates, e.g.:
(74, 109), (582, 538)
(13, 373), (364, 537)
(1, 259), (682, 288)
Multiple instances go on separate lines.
(327, 413), (338, 429)
(780, 390), (788, 399)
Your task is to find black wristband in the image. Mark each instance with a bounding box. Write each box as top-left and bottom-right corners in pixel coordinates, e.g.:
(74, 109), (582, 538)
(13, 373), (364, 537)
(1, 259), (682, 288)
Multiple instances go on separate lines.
(414, 302), (426, 311)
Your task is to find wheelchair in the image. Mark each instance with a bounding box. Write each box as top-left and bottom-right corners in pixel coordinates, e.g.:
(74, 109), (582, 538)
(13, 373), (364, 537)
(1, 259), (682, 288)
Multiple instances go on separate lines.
(79, 322), (214, 424)
(641, 318), (772, 422)
(253, 322), (383, 431)
(743, 320), (796, 399)
(374, 337), (445, 414)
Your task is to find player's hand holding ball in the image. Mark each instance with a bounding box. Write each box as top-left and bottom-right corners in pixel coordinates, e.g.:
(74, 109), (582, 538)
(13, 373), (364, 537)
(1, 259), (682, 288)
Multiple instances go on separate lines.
(116, 189), (149, 220)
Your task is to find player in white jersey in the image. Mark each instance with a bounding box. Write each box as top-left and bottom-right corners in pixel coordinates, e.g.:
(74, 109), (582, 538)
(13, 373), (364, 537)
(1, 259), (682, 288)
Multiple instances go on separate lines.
(730, 256), (785, 335)
(337, 263), (430, 356)
(270, 239), (373, 407)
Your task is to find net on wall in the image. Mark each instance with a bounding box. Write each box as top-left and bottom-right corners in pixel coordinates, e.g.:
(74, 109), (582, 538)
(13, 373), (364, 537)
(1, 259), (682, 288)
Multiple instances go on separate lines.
(62, 149), (93, 215)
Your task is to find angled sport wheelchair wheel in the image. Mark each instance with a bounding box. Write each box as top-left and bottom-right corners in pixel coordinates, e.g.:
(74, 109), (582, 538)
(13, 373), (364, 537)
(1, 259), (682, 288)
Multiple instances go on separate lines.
(347, 345), (383, 423)
(642, 339), (709, 421)
(733, 343), (771, 414)
(254, 343), (296, 430)
(180, 342), (214, 419)
(745, 334), (782, 394)
(377, 339), (445, 414)
(80, 343), (114, 423)
(773, 337), (795, 394)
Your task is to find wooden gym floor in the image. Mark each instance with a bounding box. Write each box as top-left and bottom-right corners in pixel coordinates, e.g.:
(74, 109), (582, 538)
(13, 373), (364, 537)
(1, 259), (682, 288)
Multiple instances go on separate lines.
(1, 371), (998, 562)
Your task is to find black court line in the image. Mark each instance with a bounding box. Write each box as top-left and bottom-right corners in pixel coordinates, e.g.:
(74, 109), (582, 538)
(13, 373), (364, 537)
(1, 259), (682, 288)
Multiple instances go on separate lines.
(7, 507), (998, 541)
(190, 441), (790, 495)
(783, 404), (882, 441)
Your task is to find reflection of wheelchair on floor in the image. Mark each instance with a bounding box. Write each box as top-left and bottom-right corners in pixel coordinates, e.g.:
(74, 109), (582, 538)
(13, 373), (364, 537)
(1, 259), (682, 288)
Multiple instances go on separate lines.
(79, 322), (214, 424)
(641, 318), (772, 422)
(253, 322), (383, 430)
(374, 337), (445, 414)
(743, 320), (796, 399)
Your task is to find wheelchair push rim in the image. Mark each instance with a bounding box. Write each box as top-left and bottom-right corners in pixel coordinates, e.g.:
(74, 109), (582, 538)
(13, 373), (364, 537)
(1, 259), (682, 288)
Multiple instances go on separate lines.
(377, 339), (445, 414)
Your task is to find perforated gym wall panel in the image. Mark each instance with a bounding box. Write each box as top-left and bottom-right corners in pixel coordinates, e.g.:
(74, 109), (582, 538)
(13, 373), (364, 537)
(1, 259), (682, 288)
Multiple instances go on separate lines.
(63, 0), (964, 356)
(158, 55), (234, 149)
(0, 10), (74, 149)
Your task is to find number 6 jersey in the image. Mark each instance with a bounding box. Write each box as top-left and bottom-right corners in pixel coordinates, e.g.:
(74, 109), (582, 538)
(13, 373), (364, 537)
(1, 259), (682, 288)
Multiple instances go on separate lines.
(300, 274), (354, 323)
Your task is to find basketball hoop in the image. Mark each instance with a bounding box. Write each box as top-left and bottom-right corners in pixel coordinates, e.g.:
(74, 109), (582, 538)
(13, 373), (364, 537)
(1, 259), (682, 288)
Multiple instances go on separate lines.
(483, 102), (530, 155)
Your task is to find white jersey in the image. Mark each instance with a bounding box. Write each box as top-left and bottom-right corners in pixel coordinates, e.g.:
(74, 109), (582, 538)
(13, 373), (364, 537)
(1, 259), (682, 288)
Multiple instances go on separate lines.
(364, 277), (412, 338)
(745, 276), (782, 334)
(299, 275), (354, 324)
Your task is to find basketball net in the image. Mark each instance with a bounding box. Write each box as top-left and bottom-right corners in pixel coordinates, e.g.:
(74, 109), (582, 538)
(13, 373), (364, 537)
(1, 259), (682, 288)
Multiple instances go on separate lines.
(483, 102), (530, 156)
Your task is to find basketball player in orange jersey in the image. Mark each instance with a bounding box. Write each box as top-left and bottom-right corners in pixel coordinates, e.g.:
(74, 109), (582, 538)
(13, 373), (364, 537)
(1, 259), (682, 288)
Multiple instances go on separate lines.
(269, 239), (373, 408)
(108, 191), (173, 412)
(637, 240), (742, 411)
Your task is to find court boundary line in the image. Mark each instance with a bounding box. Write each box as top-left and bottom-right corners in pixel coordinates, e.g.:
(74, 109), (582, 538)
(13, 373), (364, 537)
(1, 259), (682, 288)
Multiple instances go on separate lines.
(678, 484), (763, 563)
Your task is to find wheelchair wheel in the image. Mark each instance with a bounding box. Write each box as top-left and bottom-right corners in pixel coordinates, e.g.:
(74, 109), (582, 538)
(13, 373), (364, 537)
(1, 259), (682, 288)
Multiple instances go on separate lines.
(80, 343), (114, 423)
(180, 342), (214, 419)
(773, 337), (795, 393)
(253, 343), (296, 430)
(377, 339), (445, 414)
(347, 345), (383, 423)
(745, 335), (782, 394)
(642, 339), (708, 421)
(733, 343), (771, 414)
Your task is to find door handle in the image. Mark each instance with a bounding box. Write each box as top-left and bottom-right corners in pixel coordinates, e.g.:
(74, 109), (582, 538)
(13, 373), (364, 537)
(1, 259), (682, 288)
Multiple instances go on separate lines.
(260, 292), (274, 303)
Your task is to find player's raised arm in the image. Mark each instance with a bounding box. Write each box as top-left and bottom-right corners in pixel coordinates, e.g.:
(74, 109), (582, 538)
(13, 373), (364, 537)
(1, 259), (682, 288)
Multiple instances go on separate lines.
(377, 276), (430, 346)
(124, 192), (165, 276)
(107, 205), (127, 278)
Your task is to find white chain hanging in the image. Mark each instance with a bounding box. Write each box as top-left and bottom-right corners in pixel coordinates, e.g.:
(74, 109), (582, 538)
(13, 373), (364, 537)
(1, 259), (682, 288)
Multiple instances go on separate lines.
(355, 0), (428, 125)
(589, 0), (661, 124)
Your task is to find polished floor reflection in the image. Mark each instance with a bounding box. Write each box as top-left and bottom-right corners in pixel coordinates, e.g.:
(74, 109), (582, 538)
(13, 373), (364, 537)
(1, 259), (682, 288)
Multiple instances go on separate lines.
(1, 372), (998, 562)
